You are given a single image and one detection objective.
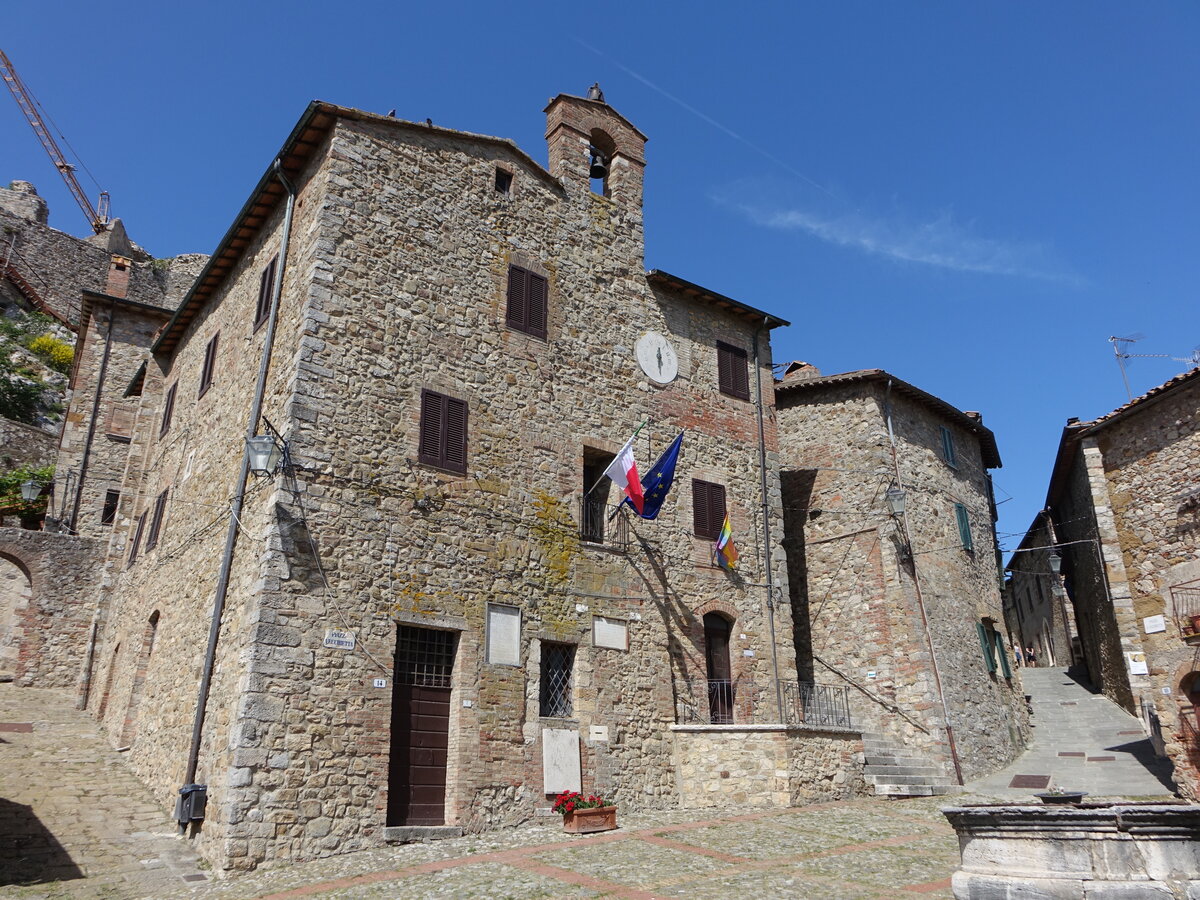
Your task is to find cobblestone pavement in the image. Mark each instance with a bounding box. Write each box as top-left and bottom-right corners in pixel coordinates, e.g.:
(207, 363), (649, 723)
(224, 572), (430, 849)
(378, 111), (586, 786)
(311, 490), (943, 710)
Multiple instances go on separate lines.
(0, 678), (1181, 900)
(0, 683), (209, 898)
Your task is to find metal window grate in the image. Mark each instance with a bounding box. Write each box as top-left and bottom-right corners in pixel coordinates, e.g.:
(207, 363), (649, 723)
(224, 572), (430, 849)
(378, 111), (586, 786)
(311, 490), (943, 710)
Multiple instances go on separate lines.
(540, 643), (574, 717)
(395, 626), (455, 687)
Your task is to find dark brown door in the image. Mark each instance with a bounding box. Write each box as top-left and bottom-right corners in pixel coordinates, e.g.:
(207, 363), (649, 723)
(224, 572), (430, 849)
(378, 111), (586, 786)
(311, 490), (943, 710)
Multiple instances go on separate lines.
(704, 612), (733, 724)
(388, 626), (456, 826)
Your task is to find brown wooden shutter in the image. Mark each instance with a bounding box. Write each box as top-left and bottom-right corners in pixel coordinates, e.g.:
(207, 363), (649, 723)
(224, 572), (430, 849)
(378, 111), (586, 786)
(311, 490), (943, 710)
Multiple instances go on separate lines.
(443, 396), (468, 473)
(200, 333), (219, 397)
(717, 342), (750, 400)
(146, 490), (168, 551)
(128, 512), (147, 566)
(527, 272), (548, 338)
(506, 265), (527, 330)
(418, 390), (443, 467)
(255, 256), (277, 328)
(160, 383), (177, 436)
(692, 479), (726, 539)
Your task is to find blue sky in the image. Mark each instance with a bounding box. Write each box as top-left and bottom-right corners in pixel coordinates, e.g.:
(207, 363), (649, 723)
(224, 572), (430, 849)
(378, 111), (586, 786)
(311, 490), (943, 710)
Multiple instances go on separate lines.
(4, 2), (1198, 551)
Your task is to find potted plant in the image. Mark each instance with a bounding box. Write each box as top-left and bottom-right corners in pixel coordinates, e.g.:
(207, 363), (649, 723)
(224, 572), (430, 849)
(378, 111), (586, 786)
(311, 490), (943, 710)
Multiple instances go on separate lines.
(1035, 786), (1088, 805)
(552, 790), (618, 834)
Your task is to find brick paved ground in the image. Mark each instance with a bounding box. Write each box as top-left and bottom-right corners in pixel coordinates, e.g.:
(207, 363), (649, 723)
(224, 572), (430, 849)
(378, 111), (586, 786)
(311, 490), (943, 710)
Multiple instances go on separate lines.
(0, 678), (1182, 899)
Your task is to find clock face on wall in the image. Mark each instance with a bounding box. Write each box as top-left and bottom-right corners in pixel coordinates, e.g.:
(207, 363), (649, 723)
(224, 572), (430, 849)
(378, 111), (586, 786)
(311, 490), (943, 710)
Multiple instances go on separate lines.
(635, 331), (679, 384)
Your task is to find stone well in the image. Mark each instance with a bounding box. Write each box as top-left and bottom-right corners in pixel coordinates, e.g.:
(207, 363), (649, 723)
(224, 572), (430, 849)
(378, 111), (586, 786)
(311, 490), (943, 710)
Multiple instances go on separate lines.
(942, 803), (1200, 899)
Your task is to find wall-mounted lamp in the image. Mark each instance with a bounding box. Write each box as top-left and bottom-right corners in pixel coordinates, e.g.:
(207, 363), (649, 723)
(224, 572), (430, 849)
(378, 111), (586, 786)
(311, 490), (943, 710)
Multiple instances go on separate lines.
(1048, 550), (1062, 574)
(246, 435), (284, 477)
(885, 486), (907, 516)
(19, 479), (41, 502)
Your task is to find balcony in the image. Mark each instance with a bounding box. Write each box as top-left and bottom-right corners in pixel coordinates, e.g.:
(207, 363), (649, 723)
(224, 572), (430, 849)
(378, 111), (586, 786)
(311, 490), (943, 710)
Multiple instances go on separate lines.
(1170, 583), (1200, 643)
(579, 496), (628, 551)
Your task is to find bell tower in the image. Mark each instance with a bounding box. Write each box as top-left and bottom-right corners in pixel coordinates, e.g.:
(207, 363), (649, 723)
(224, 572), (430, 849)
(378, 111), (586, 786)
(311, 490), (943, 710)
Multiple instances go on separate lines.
(545, 84), (647, 208)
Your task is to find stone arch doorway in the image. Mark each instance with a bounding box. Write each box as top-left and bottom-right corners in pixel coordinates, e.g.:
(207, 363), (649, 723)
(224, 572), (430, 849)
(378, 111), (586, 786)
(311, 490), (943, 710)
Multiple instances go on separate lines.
(0, 552), (33, 679)
(703, 611), (734, 724)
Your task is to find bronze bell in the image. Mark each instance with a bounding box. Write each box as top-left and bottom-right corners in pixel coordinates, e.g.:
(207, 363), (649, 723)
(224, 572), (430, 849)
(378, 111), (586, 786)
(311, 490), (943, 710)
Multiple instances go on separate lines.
(589, 147), (609, 180)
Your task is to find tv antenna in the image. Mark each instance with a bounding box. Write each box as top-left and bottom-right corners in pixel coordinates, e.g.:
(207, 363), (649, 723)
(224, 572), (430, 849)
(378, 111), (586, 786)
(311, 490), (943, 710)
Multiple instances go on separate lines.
(1109, 335), (1200, 401)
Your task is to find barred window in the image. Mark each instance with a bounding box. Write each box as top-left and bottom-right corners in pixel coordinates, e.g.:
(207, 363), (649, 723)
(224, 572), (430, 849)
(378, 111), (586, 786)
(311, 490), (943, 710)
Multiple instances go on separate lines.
(540, 642), (575, 718)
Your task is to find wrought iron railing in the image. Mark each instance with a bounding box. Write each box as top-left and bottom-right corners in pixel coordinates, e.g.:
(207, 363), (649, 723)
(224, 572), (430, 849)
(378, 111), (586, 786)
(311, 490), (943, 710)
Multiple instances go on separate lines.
(1171, 583), (1200, 640)
(579, 496), (628, 550)
(676, 678), (852, 728)
(780, 680), (853, 728)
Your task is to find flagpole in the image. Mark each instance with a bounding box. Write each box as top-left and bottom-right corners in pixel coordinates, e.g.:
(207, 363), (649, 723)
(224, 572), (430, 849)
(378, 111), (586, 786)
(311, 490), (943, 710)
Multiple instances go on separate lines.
(584, 419), (648, 498)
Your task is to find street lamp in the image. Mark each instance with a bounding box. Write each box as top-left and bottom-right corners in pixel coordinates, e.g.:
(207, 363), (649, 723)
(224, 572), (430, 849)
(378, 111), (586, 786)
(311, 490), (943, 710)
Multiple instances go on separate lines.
(246, 435), (284, 477)
(1048, 550), (1062, 574)
(885, 486), (907, 516)
(19, 479), (40, 502)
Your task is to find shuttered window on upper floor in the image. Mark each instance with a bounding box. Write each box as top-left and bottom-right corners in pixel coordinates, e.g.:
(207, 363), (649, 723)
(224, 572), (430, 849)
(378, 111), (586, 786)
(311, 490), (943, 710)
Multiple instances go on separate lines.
(692, 479), (727, 541)
(418, 389), (468, 474)
(199, 333), (219, 398)
(505, 265), (548, 339)
(940, 425), (957, 468)
(717, 341), (750, 400)
(145, 489), (169, 551)
(254, 255), (278, 331)
(955, 502), (974, 552)
(160, 383), (177, 437)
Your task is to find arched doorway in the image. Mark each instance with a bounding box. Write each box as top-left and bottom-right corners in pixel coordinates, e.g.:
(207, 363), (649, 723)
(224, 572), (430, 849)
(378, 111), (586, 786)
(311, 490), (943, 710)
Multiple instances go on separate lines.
(703, 612), (733, 724)
(0, 553), (32, 679)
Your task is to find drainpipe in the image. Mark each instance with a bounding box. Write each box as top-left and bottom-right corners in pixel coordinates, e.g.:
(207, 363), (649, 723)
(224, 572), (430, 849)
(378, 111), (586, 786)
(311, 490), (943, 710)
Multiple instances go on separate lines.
(69, 302), (114, 533)
(884, 379), (964, 785)
(179, 160), (296, 830)
(752, 320), (784, 723)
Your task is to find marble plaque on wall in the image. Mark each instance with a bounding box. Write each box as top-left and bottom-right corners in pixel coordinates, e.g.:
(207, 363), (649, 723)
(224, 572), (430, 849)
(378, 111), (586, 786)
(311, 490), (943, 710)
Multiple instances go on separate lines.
(542, 728), (581, 794)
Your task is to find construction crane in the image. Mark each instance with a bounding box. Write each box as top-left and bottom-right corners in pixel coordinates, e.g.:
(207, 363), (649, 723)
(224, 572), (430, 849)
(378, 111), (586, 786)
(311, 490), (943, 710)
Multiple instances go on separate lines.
(0, 47), (109, 233)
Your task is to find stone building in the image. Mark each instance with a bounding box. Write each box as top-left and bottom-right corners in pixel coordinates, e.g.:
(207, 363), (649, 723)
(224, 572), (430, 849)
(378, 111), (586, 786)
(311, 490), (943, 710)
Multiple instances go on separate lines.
(1040, 368), (1200, 798)
(0, 181), (204, 685)
(1004, 509), (1077, 667)
(776, 363), (1029, 792)
(74, 90), (870, 873)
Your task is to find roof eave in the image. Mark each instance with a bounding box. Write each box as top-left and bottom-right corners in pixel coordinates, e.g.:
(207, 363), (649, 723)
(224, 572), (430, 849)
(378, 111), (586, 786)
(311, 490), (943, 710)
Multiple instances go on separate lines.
(646, 269), (789, 329)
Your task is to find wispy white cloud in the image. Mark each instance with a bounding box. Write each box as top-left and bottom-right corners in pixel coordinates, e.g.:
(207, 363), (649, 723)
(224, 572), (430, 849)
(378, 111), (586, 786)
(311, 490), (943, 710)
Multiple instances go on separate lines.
(723, 196), (1079, 284)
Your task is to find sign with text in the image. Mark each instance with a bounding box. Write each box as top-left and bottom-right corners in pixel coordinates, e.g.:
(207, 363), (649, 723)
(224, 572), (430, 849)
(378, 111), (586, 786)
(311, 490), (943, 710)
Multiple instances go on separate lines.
(323, 628), (356, 651)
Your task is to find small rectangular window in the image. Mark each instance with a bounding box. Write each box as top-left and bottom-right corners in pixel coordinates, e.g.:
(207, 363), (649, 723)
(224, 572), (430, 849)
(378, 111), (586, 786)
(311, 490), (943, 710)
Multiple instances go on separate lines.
(495, 168), (512, 195)
(955, 502), (974, 551)
(940, 426), (957, 468)
(199, 333), (219, 398)
(160, 383), (177, 437)
(692, 479), (727, 540)
(101, 490), (120, 526)
(717, 341), (750, 400)
(418, 389), (468, 474)
(127, 512), (147, 567)
(254, 255), (278, 330)
(145, 489), (169, 551)
(485, 603), (521, 666)
(540, 642), (574, 717)
(505, 264), (548, 339)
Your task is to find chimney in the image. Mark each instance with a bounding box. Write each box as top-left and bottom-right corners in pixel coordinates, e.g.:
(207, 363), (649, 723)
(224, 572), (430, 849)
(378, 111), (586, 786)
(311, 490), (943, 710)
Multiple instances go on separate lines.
(781, 361), (822, 382)
(545, 86), (647, 207)
(106, 255), (131, 298)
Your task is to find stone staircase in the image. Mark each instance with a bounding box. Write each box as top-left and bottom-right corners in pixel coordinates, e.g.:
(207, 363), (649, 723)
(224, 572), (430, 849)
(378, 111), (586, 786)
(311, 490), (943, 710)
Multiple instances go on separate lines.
(860, 732), (960, 797)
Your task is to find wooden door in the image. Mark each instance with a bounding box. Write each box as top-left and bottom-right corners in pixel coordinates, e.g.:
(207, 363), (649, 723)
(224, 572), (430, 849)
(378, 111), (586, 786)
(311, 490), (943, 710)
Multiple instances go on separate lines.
(704, 613), (733, 724)
(388, 626), (455, 826)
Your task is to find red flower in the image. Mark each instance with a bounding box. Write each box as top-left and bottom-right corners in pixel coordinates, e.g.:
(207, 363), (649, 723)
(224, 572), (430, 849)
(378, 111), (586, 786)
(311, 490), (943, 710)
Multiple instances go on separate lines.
(566, 801), (575, 811)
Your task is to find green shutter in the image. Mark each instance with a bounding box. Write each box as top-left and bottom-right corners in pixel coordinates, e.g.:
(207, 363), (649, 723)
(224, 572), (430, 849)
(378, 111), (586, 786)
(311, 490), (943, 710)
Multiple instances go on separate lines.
(976, 622), (996, 673)
(993, 630), (1012, 678)
(941, 426), (957, 467)
(955, 503), (974, 551)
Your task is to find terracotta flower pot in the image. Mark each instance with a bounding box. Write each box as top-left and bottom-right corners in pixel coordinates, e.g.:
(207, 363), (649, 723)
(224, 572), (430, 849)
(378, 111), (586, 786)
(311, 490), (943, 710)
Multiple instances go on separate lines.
(562, 805), (618, 834)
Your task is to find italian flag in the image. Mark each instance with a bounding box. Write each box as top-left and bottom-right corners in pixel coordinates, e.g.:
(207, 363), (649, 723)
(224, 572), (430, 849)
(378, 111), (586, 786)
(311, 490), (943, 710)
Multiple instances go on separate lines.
(604, 435), (644, 514)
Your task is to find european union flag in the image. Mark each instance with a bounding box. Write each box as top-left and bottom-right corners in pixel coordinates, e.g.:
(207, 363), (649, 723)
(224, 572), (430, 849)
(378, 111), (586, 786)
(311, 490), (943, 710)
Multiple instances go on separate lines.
(622, 432), (683, 520)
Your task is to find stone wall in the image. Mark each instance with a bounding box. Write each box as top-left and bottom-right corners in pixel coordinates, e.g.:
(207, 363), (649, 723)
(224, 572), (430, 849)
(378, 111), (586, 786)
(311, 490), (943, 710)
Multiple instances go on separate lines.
(0, 418), (56, 470)
(1089, 377), (1200, 799)
(84, 98), (794, 874)
(1005, 515), (1076, 668)
(0, 526), (102, 686)
(777, 376), (1029, 783)
(671, 724), (866, 809)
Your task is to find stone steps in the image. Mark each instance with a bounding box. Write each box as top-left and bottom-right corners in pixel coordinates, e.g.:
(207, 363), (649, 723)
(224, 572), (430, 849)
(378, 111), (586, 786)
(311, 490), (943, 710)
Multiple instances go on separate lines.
(860, 732), (959, 797)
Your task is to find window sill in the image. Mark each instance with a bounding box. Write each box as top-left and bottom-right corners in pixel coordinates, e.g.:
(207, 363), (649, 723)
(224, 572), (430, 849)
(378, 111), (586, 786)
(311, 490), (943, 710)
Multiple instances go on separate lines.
(105, 432), (132, 444)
